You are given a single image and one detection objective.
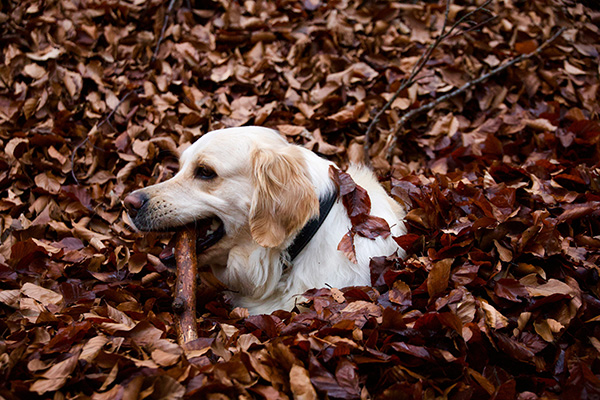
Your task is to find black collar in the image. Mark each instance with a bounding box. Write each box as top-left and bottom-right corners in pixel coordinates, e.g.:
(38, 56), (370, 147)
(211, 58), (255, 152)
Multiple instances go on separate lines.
(286, 190), (338, 262)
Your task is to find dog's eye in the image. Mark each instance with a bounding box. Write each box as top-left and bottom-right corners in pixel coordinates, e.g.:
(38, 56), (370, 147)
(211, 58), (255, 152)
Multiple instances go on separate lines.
(195, 165), (217, 180)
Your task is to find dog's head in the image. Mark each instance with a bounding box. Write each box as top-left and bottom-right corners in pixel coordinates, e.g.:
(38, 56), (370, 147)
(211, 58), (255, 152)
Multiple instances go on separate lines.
(124, 127), (320, 259)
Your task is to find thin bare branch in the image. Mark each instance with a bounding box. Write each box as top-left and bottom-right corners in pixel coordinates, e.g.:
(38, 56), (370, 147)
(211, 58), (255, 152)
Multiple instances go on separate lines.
(100, 90), (136, 129)
(70, 137), (90, 185)
(70, 89), (138, 184)
(448, 15), (498, 40)
(152, 0), (178, 63)
(364, 0), (450, 164)
(70, 0), (179, 184)
(364, 0), (493, 164)
(385, 27), (567, 160)
(445, 0), (493, 37)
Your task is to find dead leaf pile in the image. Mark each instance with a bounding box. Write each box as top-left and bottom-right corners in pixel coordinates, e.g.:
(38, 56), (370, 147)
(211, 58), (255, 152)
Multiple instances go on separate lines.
(1, 0), (599, 398)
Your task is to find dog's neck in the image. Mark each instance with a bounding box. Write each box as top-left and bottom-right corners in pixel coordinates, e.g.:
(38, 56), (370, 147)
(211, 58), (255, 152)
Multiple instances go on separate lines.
(285, 189), (338, 262)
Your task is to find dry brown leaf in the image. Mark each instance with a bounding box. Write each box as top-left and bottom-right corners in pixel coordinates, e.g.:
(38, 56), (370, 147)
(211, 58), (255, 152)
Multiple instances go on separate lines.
(523, 278), (576, 297)
(468, 368), (496, 395)
(79, 336), (109, 363)
(21, 283), (63, 307)
(26, 47), (63, 61)
(290, 364), (317, 400)
(341, 301), (381, 316)
(34, 171), (64, 194)
(330, 287), (346, 303)
(23, 63), (46, 79)
(534, 318), (564, 342)
(30, 350), (80, 394)
(427, 259), (452, 298)
(0, 289), (21, 308)
(525, 118), (556, 132)
(480, 299), (509, 329)
(389, 280), (412, 306)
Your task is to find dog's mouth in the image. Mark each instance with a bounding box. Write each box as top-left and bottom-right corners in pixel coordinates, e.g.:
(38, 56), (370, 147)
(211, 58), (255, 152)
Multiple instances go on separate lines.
(159, 218), (225, 264)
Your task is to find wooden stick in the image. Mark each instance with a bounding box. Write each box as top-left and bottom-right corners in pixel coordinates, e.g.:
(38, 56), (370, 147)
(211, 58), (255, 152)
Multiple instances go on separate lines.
(173, 229), (199, 345)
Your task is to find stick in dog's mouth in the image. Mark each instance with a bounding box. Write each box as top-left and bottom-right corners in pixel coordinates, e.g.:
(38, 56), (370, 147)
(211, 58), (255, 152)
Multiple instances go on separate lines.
(159, 217), (225, 265)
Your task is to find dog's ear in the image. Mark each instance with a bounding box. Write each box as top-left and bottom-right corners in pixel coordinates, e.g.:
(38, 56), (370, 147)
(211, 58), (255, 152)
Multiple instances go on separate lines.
(250, 146), (319, 248)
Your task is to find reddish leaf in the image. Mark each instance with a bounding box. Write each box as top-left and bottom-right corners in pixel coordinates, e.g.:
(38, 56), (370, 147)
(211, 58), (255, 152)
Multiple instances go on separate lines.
(337, 231), (357, 263)
(388, 280), (412, 307)
(245, 315), (281, 338)
(393, 234), (420, 251)
(329, 166), (356, 196)
(389, 342), (434, 361)
(43, 321), (92, 354)
(369, 256), (395, 286)
(515, 40), (537, 54)
(54, 237), (84, 251)
(308, 355), (357, 399)
(427, 259), (452, 298)
(62, 185), (92, 210)
(354, 215), (391, 239)
(334, 359), (360, 398)
(557, 202), (599, 222)
(493, 332), (536, 364)
(381, 307), (407, 330)
(344, 185), (371, 219)
(494, 279), (529, 302)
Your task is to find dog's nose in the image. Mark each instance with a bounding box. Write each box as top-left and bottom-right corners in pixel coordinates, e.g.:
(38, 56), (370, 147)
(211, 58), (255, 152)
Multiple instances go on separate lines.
(123, 192), (148, 218)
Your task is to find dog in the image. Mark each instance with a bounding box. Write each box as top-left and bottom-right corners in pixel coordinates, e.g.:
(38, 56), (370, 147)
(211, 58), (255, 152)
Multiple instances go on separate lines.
(124, 127), (406, 315)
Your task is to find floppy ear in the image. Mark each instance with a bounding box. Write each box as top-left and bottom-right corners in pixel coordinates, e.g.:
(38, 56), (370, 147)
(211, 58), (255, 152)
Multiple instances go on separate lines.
(249, 146), (319, 248)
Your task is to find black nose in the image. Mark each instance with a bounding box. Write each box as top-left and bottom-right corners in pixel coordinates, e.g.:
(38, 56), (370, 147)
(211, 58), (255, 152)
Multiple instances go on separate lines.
(123, 192), (149, 218)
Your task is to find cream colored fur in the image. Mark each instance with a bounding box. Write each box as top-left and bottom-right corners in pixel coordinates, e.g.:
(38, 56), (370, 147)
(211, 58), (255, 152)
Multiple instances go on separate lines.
(128, 127), (406, 315)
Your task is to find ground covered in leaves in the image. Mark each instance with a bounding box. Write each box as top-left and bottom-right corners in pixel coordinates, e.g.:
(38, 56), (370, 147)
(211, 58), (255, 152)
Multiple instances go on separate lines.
(1, 0), (600, 398)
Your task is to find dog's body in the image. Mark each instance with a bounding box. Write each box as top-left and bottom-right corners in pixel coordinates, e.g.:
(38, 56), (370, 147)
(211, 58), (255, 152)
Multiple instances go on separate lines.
(125, 127), (406, 315)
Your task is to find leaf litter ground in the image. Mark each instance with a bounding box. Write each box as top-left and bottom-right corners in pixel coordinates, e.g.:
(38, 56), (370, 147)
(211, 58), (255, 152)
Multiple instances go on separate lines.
(0, 0), (599, 399)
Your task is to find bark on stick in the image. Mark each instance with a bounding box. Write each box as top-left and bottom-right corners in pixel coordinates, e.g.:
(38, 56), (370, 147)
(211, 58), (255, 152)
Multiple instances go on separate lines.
(173, 229), (199, 345)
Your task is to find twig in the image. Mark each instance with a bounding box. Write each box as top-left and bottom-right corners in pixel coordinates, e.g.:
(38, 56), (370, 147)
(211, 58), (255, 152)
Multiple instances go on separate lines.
(70, 137), (91, 185)
(72, 0), (179, 184)
(71, 1), (178, 184)
(70, 90), (137, 184)
(151, 0), (178, 63)
(363, 0), (493, 164)
(101, 91), (136, 129)
(385, 26), (567, 160)
(173, 229), (200, 345)
(447, 15), (497, 40)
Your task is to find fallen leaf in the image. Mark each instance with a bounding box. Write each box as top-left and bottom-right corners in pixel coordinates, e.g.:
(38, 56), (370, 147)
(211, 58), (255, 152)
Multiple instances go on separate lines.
(427, 259), (452, 298)
(30, 351), (80, 394)
(21, 283), (63, 306)
(480, 299), (509, 329)
(290, 364), (317, 400)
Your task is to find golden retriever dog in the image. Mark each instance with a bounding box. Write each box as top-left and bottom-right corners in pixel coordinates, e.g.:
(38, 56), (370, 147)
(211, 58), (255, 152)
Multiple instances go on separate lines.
(124, 127), (406, 315)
